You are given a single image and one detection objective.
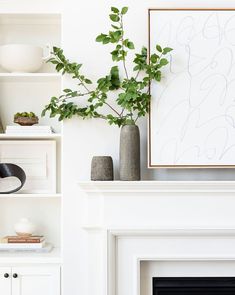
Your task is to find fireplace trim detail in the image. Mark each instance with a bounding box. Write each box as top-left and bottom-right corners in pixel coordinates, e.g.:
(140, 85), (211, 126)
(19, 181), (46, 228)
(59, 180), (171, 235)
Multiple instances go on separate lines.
(78, 182), (235, 295)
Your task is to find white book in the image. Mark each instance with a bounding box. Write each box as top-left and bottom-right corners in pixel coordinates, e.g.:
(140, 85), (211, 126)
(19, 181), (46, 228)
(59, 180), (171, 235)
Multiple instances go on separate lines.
(6, 126), (52, 131)
(0, 241), (46, 249)
(6, 130), (52, 134)
(0, 243), (53, 253)
(7, 125), (52, 128)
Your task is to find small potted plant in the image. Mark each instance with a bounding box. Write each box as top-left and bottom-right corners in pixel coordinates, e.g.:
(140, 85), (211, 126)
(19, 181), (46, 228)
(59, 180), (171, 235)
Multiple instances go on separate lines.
(14, 112), (39, 126)
(42, 7), (173, 180)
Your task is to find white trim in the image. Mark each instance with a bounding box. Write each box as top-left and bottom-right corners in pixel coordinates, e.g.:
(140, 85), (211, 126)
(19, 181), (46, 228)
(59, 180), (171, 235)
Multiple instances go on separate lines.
(106, 229), (235, 295)
(78, 181), (235, 193)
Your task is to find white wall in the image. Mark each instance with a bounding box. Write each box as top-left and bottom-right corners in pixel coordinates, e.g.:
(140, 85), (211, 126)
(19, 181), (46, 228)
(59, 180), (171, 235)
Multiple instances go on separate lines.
(62, 1), (235, 294)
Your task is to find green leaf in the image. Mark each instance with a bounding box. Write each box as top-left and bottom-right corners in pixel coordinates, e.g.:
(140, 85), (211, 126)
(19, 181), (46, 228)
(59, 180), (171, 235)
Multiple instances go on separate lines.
(111, 7), (119, 13)
(96, 33), (106, 42)
(127, 41), (135, 49)
(121, 7), (128, 15)
(150, 54), (159, 63)
(156, 45), (162, 52)
(141, 47), (147, 56)
(110, 66), (120, 89)
(103, 36), (111, 44)
(163, 47), (173, 55)
(133, 65), (140, 71)
(63, 88), (72, 93)
(85, 79), (92, 84)
(41, 109), (47, 117)
(111, 24), (120, 29)
(109, 14), (120, 22)
(56, 63), (64, 72)
(160, 58), (168, 66)
(154, 71), (161, 82)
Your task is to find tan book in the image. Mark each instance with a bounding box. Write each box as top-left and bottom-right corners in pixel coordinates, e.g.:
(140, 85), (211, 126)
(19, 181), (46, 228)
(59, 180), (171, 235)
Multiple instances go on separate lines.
(3, 236), (45, 243)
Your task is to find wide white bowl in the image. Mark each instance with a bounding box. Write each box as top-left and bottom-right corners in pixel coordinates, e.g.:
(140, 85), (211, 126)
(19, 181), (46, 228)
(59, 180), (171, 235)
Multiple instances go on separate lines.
(0, 44), (50, 73)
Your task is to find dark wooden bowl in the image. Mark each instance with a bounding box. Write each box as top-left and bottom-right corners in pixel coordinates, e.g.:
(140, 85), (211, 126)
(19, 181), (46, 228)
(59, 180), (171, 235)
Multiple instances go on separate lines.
(14, 116), (39, 126)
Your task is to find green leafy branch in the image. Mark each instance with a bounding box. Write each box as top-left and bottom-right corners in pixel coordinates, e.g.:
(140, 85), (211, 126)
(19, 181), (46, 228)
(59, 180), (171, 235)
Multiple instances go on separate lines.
(42, 6), (173, 127)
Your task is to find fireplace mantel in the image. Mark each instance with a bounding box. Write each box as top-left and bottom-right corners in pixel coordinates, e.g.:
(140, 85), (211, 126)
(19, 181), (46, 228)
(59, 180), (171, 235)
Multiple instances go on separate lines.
(78, 181), (235, 295)
(78, 181), (235, 194)
(78, 181), (235, 230)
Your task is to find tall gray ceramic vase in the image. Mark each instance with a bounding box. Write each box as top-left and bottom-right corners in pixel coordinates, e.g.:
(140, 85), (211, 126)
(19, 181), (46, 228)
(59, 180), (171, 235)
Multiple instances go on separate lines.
(119, 124), (140, 181)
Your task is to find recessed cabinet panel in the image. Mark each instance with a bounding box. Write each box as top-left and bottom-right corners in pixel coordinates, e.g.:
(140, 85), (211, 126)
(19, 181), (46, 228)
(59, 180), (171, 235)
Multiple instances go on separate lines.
(0, 267), (11, 295)
(12, 266), (60, 295)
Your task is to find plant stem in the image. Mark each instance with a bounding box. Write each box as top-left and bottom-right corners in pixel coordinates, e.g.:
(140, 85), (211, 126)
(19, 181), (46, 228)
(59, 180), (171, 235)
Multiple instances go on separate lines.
(120, 15), (129, 79)
(104, 102), (121, 117)
(135, 69), (141, 80)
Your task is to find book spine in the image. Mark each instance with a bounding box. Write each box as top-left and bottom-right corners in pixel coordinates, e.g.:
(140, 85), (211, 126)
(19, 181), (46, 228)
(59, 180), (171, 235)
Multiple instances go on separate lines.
(7, 239), (43, 243)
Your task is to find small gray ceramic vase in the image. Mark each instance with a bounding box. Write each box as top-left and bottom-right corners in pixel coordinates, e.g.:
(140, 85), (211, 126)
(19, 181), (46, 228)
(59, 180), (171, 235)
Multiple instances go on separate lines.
(119, 124), (140, 181)
(91, 156), (114, 181)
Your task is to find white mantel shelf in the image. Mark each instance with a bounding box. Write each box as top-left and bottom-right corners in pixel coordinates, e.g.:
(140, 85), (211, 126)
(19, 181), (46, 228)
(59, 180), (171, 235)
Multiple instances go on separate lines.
(78, 181), (235, 194)
(78, 180), (235, 230)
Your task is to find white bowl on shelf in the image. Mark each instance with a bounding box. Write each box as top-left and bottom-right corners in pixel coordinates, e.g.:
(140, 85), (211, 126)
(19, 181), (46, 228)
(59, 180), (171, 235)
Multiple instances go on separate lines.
(0, 44), (51, 73)
(14, 218), (36, 236)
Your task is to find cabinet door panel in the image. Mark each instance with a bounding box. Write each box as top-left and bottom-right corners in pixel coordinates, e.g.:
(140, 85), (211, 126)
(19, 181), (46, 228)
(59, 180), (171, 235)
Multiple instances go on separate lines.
(12, 266), (60, 295)
(0, 267), (11, 295)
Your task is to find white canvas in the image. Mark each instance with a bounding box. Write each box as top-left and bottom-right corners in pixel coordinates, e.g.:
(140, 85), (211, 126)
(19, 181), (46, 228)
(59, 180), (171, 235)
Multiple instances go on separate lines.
(149, 9), (235, 167)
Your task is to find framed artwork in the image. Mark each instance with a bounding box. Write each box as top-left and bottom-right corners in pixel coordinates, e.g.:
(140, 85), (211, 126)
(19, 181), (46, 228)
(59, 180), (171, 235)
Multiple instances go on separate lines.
(0, 140), (56, 193)
(149, 8), (235, 168)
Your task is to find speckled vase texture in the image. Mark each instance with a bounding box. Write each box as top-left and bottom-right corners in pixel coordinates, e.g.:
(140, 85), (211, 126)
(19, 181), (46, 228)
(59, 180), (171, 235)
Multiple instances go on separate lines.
(119, 124), (140, 181)
(91, 156), (114, 181)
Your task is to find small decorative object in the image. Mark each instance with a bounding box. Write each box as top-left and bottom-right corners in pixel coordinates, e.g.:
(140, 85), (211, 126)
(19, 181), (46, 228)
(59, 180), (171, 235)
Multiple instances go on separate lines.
(14, 218), (36, 236)
(120, 124), (140, 181)
(0, 44), (51, 73)
(91, 156), (114, 181)
(0, 141), (56, 193)
(42, 7), (172, 180)
(0, 163), (26, 194)
(14, 112), (39, 126)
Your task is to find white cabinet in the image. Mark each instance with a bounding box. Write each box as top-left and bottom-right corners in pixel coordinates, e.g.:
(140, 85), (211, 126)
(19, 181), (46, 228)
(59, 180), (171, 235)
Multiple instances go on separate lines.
(0, 266), (60, 295)
(0, 267), (11, 295)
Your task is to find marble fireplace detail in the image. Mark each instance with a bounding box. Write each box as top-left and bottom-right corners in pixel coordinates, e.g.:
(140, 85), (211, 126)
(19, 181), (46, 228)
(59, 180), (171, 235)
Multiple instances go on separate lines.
(78, 181), (235, 295)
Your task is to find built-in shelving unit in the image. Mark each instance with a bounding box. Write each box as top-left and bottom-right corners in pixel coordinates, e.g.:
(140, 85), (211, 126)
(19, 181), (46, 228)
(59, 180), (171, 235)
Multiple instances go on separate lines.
(0, 4), (63, 272)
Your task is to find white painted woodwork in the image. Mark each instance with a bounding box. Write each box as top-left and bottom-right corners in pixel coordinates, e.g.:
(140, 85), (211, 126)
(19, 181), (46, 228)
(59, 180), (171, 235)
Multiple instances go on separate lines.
(79, 181), (235, 295)
(0, 267), (11, 295)
(0, 8), (62, 260)
(12, 266), (60, 295)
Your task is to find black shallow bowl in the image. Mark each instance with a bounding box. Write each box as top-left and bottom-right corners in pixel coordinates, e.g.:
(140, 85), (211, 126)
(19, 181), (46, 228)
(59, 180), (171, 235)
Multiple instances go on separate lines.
(0, 164), (26, 194)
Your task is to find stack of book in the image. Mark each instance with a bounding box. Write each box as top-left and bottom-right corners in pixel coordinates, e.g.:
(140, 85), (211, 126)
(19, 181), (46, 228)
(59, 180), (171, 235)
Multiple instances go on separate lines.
(5, 125), (53, 135)
(0, 235), (52, 252)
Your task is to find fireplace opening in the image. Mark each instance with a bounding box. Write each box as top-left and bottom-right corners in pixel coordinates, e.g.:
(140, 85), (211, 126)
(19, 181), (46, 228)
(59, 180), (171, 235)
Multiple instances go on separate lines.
(153, 277), (235, 294)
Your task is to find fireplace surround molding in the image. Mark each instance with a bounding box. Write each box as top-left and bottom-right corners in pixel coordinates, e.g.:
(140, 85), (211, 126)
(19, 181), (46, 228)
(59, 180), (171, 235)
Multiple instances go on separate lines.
(78, 181), (235, 295)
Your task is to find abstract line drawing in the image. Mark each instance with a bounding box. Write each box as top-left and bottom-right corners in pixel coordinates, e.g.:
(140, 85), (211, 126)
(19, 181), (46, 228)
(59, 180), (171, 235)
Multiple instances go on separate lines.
(149, 9), (235, 167)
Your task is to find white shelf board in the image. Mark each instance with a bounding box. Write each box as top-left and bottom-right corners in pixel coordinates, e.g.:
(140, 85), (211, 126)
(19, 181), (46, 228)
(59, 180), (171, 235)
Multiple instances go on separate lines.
(0, 193), (62, 198)
(0, 134), (61, 140)
(78, 180), (235, 193)
(0, 13), (61, 25)
(0, 247), (61, 264)
(0, 73), (61, 83)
